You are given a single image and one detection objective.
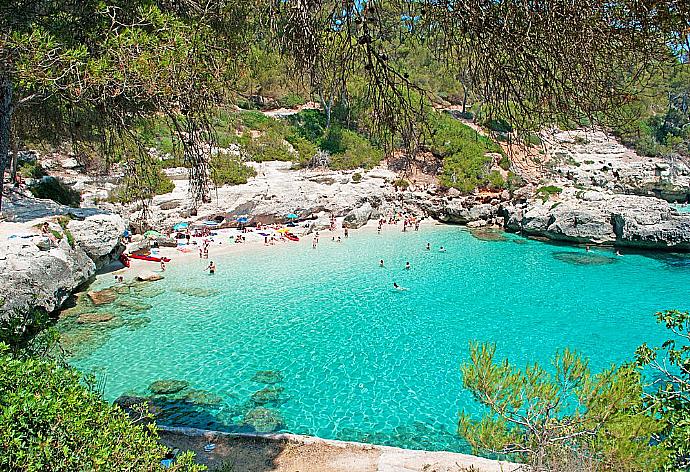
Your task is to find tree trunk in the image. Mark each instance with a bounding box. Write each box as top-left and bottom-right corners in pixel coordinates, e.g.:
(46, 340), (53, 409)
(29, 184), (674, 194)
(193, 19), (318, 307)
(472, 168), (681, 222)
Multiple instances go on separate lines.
(0, 76), (13, 212)
(10, 126), (18, 183)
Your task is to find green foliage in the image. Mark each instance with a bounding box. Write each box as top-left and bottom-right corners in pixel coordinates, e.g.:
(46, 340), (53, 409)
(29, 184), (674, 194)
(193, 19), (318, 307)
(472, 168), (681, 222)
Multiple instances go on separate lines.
(29, 177), (81, 207)
(426, 114), (503, 192)
(393, 178), (409, 189)
(277, 92), (306, 109)
(636, 310), (690, 471)
(0, 344), (204, 471)
(324, 128), (383, 170)
(351, 172), (362, 183)
(486, 170), (505, 190)
(210, 155), (257, 186)
(57, 216), (75, 248)
(536, 185), (562, 202)
(485, 119), (513, 133)
(18, 161), (47, 179)
(459, 342), (668, 471)
(111, 165), (174, 203)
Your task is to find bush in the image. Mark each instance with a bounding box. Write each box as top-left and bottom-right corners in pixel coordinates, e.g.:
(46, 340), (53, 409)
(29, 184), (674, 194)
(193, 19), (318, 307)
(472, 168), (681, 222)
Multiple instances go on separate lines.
(393, 178), (409, 189)
(0, 344), (203, 471)
(18, 161), (47, 179)
(277, 92), (306, 109)
(57, 216), (75, 248)
(324, 128), (384, 170)
(498, 154), (511, 171)
(352, 172), (362, 183)
(110, 166), (175, 203)
(211, 155), (257, 186)
(536, 185), (562, 202)
(485, 118), (513, 133)
(487, 170), (506, 190)
(246, 130), (294, 162)
(29, 177), (81, 207)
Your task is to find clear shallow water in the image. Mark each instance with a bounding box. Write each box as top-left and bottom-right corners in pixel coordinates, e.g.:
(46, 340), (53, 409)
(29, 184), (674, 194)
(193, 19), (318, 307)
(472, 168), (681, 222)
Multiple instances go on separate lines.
(68, 226), (690, 452)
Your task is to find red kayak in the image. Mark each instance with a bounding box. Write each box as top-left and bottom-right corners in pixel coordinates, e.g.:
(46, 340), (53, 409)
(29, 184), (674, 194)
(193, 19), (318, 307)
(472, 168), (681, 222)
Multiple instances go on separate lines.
(284, 233), (299, 242)
(128, 254), (171, 263)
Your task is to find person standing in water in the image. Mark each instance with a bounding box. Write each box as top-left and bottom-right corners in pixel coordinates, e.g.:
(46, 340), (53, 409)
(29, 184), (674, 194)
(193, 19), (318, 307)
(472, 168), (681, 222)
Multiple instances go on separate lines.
(379, 259), (384, 267)
(426, 242), (430, 251)
(405, 261), (411, 270)
(344, 227), (349, 238)
(160, 260), (166, 272)
(207, 261), (216, 274)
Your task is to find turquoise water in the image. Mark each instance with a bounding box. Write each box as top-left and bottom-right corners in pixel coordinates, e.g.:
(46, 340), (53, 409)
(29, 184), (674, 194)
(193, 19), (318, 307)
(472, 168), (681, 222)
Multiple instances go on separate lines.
(69, 226), (690, 452)
(672, 203), (690, 213)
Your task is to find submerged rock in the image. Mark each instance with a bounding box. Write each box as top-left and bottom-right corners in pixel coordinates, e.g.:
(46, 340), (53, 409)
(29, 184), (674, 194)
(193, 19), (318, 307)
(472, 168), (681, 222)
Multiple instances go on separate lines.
(242, 407), (284, 433)
(76, 312), (115, 324)
(125, 317), (151, 330)
(183, 389), (224, 406)
(116, 299), (152, 312)
(87, 288), (117, 306)
(251, 386), (288, 406)
(174, 287), (220, 298)
(251, 370), (284, 384)
(148, 379), (190, 395)
(469, 228), (507, 241)
(552, 251), (617, 266)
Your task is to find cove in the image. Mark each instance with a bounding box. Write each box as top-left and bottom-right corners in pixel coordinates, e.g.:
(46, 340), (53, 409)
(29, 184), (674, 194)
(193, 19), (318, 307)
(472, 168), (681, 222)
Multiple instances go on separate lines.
(62, 225), (690, 452)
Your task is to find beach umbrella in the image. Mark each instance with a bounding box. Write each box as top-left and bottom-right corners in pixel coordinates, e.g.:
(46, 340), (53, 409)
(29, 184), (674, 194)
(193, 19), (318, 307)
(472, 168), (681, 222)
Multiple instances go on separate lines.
(236, 216), (249, 224)
(277, 228), (291, 233)
(173, 222), (189, 231)
(286, 213), (299, 220)
(143, 230), (162, 239)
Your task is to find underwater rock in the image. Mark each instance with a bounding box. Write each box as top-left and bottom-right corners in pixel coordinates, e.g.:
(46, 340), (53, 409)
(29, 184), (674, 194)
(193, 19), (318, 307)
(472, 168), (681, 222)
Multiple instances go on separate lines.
(76, 312), (115, 324)
(251, 370), (284, 384)
(125, 317), (151, 330)
(251, 386), (287, 406)
(116, 299), (152, 312)
(135, 286), (165, 298)
(242, 407), (284, 433)
(113, 284), (132, 295)
(136, 271), (164, 282)
(174, 287), (220, 298)
(468, 228), (507, 242)
(182, 389), (224, 406)
(87, 288), (117, 306)
(552, 251), (617, 266)
(148, 379), (190, 395)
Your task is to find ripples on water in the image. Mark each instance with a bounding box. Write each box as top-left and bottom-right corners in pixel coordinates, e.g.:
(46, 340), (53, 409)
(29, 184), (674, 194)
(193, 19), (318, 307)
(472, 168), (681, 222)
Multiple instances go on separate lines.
(63, 226), (690, 452)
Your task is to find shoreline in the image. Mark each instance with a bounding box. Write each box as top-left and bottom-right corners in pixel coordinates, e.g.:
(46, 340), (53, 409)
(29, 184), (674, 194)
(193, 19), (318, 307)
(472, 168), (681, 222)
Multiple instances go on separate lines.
(157, 425), (520, 472)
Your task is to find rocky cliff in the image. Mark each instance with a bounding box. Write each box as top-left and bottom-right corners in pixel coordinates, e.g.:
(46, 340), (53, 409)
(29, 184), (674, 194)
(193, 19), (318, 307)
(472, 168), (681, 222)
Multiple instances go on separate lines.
(502, 190), (690, 251)
(0, 195), (125, 319)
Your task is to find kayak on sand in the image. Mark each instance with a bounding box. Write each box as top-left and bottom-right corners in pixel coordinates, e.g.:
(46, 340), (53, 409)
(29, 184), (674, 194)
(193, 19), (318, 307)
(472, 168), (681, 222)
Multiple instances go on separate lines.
(127, 254), (171, 263)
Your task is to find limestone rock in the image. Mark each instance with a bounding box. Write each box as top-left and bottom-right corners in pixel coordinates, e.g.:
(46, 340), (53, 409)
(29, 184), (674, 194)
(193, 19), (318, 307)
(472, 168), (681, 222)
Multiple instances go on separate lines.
(502, 191), (690, 250)
(87, 289), (117, 306)
(77, 313), (115, 323)
(68, 213), (126, 268)
(342, 202), (373, 229)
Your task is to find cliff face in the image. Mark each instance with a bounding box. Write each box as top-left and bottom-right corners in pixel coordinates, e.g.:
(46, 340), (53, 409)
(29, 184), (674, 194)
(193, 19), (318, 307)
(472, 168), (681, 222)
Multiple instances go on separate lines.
(0, 196), (125, 319)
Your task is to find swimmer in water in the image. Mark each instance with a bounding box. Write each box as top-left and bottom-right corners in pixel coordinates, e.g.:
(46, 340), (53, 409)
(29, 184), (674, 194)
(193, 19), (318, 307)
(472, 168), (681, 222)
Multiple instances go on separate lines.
(405, 261), (411, 270)
(393, 282), (408, 291)
(616, 249), (622, 256)
(207, 261), (216, 274)
(439, 246), (446, 252)
(379, 259), (384, 267)
(426, 242), (430, 250)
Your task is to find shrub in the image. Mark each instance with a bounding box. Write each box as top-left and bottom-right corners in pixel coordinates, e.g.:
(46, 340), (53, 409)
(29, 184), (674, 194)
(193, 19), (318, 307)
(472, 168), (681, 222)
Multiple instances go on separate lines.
(29, 177), (81, 207)
(57, 216), (75, 248)
(487, 170), (506, 190)
(246, 130), (294, 162)
(525, 133), (542, 146)
(0, 344), (203, 471)
(352, 172), (362, 183)
(325, 128), (384, 170)
(18, 161), (47, 179)
(393, 178), (409, 189)
(211, 155), (257, 186)
(485, 118), (513, 133)
(286, 136), (318, 166)
(498, 154), (511, 171)
(536, 185), (562, 202)
(110, 166), (175, 203)
(277, 92), (306, 109)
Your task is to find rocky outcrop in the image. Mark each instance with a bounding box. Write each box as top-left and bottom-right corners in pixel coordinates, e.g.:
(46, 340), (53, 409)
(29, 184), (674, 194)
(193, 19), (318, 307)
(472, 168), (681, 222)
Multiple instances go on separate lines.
(342, 202), (374, 229)
(68, 213), (126, 267)
(502, 190), (690, 251)
(546, 130), (690, 202)
(0, 195), (125, 319)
